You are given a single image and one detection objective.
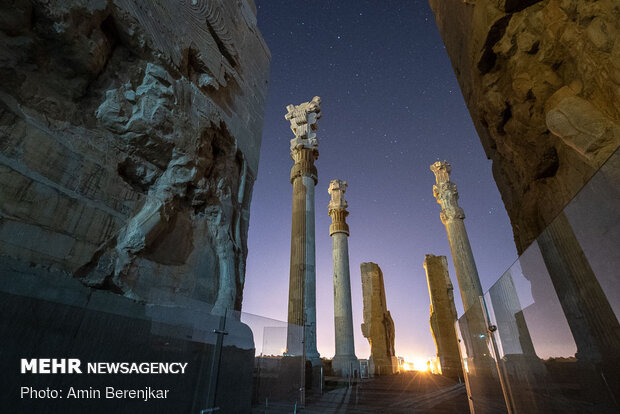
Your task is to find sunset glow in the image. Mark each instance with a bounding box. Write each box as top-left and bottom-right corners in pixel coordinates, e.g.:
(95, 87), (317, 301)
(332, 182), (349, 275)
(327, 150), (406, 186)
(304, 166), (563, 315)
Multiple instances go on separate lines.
(401, 358), (430, 372)
(412, 358), (430, 372)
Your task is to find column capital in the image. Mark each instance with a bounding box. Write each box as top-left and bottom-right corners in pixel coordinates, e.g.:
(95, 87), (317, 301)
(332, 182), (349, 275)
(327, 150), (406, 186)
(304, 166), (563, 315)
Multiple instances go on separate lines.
(328, 179), (349, 236)
(290, 147), (318, 184)
(430, 160), (451, 184)
(431, 161), (465, 223)
(286, 96), (322, 154)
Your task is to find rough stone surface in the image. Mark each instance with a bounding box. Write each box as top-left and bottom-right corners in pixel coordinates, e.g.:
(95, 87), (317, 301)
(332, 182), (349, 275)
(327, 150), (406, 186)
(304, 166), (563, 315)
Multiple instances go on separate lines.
(360, 262), (398, 375)
(423, 254), (463, 381)
(429, 0), (620, 253)
(0, 0), (270, 311)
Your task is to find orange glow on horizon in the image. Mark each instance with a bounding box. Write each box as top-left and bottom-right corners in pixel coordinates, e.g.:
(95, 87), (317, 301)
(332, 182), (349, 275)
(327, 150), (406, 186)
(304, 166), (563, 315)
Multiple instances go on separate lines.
(401, 362), (414, 371)
(412, 358), (430, 372)
(401, 358), (430, 372)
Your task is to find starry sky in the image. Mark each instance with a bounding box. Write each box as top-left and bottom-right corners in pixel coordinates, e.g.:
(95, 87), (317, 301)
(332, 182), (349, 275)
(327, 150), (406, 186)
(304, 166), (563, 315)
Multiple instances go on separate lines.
(242, 0), (518, 362)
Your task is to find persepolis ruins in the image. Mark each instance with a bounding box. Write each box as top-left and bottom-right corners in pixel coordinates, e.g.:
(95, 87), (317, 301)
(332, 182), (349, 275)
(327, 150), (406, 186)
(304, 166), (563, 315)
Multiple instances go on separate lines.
(328, 179), (358, 376)
(430, 161), (493, 371)
(285, 96), (322, 364)
(423, 254), (462, 381)
(360, 262), (398, 376)
(2, 1), (619, 413)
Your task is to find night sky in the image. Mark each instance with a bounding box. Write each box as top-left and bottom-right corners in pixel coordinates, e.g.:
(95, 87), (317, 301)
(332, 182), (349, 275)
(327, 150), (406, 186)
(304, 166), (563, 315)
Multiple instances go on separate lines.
(243, 0), (518, 362)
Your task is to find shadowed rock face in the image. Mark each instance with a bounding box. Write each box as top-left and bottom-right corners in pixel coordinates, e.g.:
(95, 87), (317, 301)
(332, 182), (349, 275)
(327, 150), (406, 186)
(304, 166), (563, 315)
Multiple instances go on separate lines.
(429, 0), (619, 253)
(0, 0), (270, 311)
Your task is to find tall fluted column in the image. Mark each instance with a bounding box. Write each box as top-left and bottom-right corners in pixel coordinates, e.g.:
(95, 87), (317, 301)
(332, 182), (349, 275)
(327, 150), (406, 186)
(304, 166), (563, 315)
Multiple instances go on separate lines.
(328, 180), (357, 376)
(285, 97), (321, 364)
(430, 161), (494, 374)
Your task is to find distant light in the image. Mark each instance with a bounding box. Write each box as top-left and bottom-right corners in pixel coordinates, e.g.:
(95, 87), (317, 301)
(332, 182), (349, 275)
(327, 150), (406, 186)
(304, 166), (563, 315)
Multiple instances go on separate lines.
(401, 362), (415, 372)
(403, 358), (429, 372)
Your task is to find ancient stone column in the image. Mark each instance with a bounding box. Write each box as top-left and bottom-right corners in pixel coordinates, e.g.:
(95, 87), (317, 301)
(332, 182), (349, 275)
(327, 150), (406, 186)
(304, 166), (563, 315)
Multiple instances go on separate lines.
(488, 269), (550, 413)
(488, 271), (537, 357)
(360, 262), (398, 375)
(430, 161), (493, 374)
(538, 211), (620, 401)
(328, 180), (358, 376)
(423, 254), (463, 381)
(285, 97), (321, 364)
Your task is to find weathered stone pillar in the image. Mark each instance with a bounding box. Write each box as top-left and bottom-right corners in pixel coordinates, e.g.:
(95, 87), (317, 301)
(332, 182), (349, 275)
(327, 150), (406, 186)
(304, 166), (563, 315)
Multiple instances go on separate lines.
(430, 161), (493, 373)
(423, 254), (463, 381)
(489, 269), (550, 413)
(328, 180), (357, 376)
(360, 262), (398, 375)
(488, 271), (537, 357)
(538, 211), (620, 401)
(285, 97), (321, 364)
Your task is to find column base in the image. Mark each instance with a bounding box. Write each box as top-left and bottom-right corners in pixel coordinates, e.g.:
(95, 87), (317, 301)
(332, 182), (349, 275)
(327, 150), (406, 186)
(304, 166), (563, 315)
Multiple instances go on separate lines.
(369, 356), (399, 375)
(332, 355), (359, 377)
(306, 350), (322, 366)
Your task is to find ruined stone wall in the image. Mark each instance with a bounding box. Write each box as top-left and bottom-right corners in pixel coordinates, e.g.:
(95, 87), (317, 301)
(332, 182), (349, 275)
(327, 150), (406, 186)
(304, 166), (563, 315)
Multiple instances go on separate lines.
(0, 0), (270, 311)
(429, 0), (620, 253)
(423, 254), (463, 380)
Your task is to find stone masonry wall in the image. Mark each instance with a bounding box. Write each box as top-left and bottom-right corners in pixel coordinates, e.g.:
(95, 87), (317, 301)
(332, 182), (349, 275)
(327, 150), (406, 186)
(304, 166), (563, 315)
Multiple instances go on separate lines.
(0, 0), (270, 311)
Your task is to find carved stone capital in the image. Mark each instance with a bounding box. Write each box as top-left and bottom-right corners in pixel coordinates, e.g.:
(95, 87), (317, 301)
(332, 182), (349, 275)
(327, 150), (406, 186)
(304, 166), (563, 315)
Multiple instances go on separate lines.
(431, 161), (465, 223)
(290, 147), (318, 184)
(328, 179), (349, 236)
(286, 96), (322, 153)
(329, 209), (350, 236)
(328, 179), (348, 210)
(430, 161), (452, 184)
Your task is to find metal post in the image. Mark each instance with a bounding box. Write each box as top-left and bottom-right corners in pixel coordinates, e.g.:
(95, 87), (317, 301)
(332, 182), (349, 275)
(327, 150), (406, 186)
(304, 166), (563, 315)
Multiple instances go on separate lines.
(479, 296), (514, 414)
(205, 308), (228, 412)
(455, 321), (476, 414)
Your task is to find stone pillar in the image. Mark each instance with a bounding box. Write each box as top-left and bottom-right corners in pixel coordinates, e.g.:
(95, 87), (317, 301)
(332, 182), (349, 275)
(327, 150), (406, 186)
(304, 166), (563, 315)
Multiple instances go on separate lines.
(360, 262), (398, 375)
(538, 211), (620, 401)
(328, 180), (357, 376)
(285, 97), (321, 364)
(488, 270), (550, 413)
(488, 271), (537, 357)
(430, 161), (493, 373)
(423, 254), (463, 381)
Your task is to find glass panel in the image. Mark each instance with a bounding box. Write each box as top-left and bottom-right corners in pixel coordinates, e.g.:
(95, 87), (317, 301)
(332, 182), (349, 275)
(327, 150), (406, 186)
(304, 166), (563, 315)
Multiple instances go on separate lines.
(456, 305), (509, 414)
(0, 281), (303, 413)
(240, 311), (303, 410)
(481, 148), (620, 414)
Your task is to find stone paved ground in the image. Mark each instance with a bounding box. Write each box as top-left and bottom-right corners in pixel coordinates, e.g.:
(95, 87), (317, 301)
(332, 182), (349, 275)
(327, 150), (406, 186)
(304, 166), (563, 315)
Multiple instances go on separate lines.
(253, 372), (470, 413)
